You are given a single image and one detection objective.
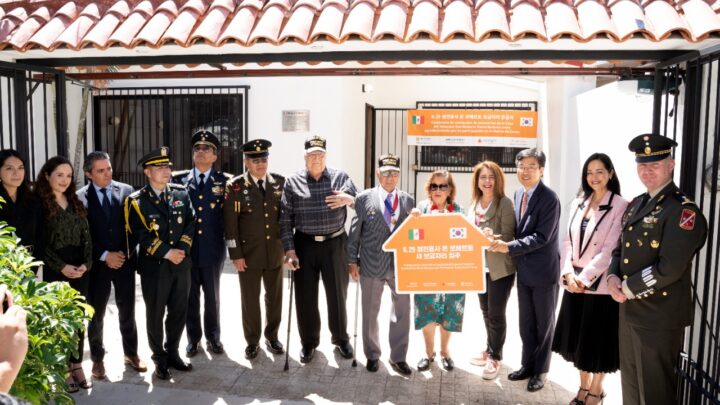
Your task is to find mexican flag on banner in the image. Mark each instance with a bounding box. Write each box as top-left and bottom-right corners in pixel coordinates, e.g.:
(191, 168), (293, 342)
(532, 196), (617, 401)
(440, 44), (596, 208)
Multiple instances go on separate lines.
(411, 115), (424, 125)
(408, 229), (424, 240)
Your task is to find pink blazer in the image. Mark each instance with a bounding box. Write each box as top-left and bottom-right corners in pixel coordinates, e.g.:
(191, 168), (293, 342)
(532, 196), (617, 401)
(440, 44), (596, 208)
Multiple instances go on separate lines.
(560, 191), (628, 295)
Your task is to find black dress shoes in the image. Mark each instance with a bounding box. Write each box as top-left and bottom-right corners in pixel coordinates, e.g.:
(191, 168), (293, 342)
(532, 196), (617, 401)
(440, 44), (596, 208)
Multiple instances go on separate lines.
(441, 357), (455, 371)
(417, 354), (435, 371)
(265, 340), (285, 355)
(207, 341), (224, 354)
(168, 356), (193, 372)
(366, 359), (379, 372)
(186, 343), (199, 357)
(153, 363), (171, 380)
(245, 344), (260, 360)
(300, 346), (315, 364)
(334, 341), (354, 359)
(508, 367), (532, 381)
(389, 360), (412, 376)
(527, 374), (546, 392)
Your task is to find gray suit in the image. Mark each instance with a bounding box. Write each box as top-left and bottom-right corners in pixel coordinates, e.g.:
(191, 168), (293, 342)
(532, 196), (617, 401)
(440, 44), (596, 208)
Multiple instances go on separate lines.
(347, 186), (415, 362)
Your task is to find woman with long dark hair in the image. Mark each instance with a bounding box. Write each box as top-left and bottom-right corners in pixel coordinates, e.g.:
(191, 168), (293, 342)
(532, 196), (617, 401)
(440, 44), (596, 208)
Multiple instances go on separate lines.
(0, 149), (42, 255)
(36, 156), (93, 393)
(552, 153), (628, 405)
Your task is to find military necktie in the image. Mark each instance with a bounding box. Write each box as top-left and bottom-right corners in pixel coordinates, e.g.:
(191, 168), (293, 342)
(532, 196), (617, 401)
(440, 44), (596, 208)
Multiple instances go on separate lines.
(257, 179), (265, 196)
(198, 173), (206, 190)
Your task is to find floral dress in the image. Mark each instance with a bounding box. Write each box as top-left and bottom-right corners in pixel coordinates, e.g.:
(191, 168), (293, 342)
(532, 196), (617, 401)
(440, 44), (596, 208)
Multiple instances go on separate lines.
(413, 200), (466, 332)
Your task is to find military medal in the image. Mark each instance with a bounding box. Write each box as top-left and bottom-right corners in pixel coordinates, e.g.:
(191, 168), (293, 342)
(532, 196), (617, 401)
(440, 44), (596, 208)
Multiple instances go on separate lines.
(651, 240), (660, 248)
(210, 202), (216, 209)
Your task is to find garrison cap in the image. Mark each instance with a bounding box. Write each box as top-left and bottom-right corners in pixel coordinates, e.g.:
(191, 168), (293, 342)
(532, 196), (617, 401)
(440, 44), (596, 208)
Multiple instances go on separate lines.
(192, 130), (220, 150)
(304, 135), (326, 153)
(241, 139), (272, 158)
(628, 133), (678, 163)
(378, 154), (401, 172)
(138, 146), (172, 168)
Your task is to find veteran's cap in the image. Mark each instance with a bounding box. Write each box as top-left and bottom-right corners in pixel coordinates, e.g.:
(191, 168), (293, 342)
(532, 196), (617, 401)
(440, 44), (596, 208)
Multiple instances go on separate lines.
(378, 154), (401, 172)
(138, 146), (172, 167)
(304, 135), (326, 153)
(628, 133), (678, 163)
(192, 130), (220, 150)
(241, 139), (272, 158)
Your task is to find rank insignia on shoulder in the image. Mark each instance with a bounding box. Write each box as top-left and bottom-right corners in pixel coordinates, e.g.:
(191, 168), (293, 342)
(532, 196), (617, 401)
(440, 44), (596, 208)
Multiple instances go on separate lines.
(679, 209), (697, 230)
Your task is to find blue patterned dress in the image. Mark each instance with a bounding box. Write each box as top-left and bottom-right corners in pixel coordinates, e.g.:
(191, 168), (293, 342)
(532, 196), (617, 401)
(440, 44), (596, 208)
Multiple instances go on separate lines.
(413, 200), (466, 332)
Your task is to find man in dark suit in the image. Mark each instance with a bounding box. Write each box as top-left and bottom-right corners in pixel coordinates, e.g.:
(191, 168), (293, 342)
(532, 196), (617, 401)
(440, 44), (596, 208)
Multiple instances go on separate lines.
(126, 147), (195, 380)
(607, 134), (707, 405)
(489, 148), (560, 392)
(77, 151), (146, 380)
(172, 130), (231, 357)
(223, 139), (285, 360)
(347, 154), (414, 376)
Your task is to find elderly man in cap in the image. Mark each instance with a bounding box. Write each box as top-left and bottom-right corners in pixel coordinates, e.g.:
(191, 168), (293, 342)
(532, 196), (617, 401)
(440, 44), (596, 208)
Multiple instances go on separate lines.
(347, 154), (414, 375)
(172, 130), (232, 357)
(126, 147), (195, 380)
(280, 135), (357, 363)
(607, 134), (707, 405)
(224, 139), (285, 360)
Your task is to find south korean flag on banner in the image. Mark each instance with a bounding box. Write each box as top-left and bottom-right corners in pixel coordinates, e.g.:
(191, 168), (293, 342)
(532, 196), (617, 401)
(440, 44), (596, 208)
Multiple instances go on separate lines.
(450, 227), (467, 239)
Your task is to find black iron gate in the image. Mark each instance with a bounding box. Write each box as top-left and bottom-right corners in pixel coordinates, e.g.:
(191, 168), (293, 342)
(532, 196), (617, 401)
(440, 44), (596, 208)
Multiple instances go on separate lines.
(93, 86), (248, 187)
(655, 51), (720, 405)
(0, 61), (67, 180)
(367, 101), (537, 199)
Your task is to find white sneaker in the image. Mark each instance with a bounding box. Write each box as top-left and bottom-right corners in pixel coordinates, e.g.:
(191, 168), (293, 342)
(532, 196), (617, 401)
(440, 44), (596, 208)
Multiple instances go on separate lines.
(482, 359), (500, 380)
(470, 351), (488, 366)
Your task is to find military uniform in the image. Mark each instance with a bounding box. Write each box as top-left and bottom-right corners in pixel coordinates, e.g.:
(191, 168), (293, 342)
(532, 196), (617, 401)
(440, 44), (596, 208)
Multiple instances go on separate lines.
(125, 147), (195, 379)
(224, 139), (286, 359)
(172, 130), (232, 356)
(609, 134), (708, 405)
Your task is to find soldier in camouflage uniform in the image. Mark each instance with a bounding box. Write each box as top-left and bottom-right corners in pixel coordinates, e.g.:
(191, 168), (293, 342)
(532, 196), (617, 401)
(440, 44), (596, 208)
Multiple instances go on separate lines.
(125, 147), (195, 380)
(607, 134), (707, 405)
(223, 139), (285, 360)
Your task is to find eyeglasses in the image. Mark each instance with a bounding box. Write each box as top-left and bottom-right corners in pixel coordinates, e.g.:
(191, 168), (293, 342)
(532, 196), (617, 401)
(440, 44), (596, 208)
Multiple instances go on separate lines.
(193, 145), (213, 153)
(249, 158), (268, 165)
(379, 171), (400, 178)
(429, 183), (450, 191)
(517, 165), (540, 172)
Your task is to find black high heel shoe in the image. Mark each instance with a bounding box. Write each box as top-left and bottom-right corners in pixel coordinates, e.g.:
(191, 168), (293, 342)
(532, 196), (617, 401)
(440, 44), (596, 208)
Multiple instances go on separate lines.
(584, 391), (606, 405)
(570, 387), (589, 405)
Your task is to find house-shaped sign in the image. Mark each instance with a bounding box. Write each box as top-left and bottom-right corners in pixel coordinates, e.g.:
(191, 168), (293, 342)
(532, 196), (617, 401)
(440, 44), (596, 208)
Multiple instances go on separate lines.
(382, 213), (491, 294)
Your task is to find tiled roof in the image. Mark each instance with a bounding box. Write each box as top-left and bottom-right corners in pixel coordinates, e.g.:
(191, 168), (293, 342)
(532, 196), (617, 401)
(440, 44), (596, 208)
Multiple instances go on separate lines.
(1, 0), (719, 52)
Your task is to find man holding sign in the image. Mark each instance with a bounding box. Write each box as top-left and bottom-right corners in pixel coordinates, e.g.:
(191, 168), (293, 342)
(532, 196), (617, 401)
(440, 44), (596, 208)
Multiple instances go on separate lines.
(347, 154), (415, 376)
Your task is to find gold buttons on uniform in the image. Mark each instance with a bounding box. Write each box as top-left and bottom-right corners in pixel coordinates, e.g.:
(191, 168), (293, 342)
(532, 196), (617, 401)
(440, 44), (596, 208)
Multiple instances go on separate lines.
(628, 226), (633, 231)
(625, 242), (630, 247)
(623, 275), (628, 280)
(199, 195), (203, 200)
(198, 207), (203, 211)
(198, 230), (203, 235)
(266, 225), (269, 229)
(624, 259), (629, 264)
(264, 202), (267, 206)
(169, 230), (173, 234)
(663, 291), (668, 296)
(266, 236), (270, 240)
(265, 213), (268, 217)
(170, 241), (175, 245)
(198, 218), (203, 223)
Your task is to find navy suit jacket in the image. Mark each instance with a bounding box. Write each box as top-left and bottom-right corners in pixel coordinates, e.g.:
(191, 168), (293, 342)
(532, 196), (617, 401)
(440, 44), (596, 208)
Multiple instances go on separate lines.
(77, 180), (135, 262)
(508, 181), (561, 287)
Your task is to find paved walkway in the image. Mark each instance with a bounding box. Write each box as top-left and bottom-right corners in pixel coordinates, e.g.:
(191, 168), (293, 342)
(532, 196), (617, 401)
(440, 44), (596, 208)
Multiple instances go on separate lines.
(73, 261), (621, 405)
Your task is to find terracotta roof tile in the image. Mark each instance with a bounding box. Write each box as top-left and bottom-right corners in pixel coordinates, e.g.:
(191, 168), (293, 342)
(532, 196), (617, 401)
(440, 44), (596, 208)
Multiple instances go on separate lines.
(1, 0), (719, 52)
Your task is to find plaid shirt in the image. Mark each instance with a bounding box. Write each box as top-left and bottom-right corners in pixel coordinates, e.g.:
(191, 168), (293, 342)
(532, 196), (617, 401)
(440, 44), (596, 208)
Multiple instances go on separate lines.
(280, 167), (357, 251)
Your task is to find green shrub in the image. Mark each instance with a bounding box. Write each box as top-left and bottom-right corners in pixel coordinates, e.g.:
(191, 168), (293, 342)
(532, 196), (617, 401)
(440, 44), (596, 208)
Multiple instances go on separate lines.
(0, 222), (93, 405)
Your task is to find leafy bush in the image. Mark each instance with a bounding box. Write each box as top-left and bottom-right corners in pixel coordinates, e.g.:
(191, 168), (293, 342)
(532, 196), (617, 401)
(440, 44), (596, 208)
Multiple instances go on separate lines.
(0, 221), (93, 405)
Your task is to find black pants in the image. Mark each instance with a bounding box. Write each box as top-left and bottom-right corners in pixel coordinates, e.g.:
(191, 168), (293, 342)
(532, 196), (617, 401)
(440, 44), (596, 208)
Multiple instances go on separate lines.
(186, 262), (223, 345)
(293, 233), (349, 347)
(87, 260), (138, 362)
(517, 281), (558, 374)
(140, 259), (190, 364)
(619, 313), (683, 405)
(478, 273), (515, 361)
(44, 268), (90, 363)
(239, 264), (283, 345)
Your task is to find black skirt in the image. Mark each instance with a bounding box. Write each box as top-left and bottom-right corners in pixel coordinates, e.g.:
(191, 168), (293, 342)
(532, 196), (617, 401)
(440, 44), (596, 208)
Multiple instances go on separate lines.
(552, 291), (620, 373)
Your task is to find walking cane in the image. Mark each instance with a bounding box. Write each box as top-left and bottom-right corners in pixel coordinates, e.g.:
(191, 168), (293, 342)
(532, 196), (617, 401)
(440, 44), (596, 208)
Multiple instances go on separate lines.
(351, 275), (360, 368)
(283, 267), (295, 371)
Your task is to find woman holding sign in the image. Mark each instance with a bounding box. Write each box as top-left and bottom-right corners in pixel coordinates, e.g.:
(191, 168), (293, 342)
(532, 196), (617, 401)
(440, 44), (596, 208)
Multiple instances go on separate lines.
(467, 161), (517, 380)
(551, 153), (627, 405)
(413, 170), (465, 372)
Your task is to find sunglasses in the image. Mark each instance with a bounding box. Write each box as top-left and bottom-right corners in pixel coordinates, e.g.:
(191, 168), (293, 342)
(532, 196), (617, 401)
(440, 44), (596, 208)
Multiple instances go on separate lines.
(429, 183), (449, 191)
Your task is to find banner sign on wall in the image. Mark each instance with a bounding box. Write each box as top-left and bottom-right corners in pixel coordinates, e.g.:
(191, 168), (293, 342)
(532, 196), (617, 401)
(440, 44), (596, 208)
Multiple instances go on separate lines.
(407, 109), (538, 147)
(383, 213), (490, 294)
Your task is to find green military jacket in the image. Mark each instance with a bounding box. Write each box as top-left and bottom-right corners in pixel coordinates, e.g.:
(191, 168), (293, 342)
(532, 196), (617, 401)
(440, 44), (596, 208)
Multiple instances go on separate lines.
(609, 182), (707, 329)
(223, 172), (285, 270)
(125, 183), (196, 273)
